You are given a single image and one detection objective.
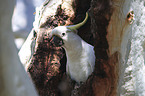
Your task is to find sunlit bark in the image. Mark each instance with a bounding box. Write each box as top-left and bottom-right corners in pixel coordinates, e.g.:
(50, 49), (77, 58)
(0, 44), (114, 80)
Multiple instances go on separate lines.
(0, 0), (38, 96)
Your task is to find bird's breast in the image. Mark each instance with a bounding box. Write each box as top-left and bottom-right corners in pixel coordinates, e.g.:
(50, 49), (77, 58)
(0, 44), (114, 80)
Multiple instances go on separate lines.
(66, 56), (93, 83)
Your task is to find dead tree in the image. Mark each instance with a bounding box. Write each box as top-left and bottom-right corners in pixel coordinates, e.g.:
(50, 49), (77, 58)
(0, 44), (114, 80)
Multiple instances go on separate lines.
(19, 0), (145, 96)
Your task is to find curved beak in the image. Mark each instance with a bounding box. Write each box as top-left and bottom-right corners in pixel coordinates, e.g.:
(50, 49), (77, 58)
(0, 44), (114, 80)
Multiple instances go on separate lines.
(50, 35), (64, 47)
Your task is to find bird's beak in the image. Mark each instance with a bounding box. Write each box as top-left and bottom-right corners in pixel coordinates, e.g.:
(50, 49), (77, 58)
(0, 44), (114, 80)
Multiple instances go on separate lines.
(50, 35), (64, 47)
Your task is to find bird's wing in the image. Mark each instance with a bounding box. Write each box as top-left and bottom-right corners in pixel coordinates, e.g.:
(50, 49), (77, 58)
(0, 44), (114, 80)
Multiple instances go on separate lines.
(66, 63), (70, 75)
(87, 46), (96, 72)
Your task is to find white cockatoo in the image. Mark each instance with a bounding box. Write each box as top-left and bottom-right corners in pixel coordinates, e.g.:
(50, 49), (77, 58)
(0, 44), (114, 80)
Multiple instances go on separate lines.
(50, 13), (95, 83)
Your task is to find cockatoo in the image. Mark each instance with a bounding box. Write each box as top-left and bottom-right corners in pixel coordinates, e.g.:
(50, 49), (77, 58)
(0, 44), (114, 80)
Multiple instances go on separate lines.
(50, 13), (95, 83)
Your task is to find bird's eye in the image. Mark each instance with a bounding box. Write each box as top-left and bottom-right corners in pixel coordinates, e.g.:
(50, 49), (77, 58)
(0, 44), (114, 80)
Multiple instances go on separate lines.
(62, 33), (65, 36)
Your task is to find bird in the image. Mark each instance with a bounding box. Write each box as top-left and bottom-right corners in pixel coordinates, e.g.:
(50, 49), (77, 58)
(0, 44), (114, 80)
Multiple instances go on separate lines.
(50, 13), (95, 83)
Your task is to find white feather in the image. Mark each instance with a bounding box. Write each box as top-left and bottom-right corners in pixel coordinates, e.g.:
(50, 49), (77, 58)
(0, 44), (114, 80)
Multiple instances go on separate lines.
(51, 26), (95, 83)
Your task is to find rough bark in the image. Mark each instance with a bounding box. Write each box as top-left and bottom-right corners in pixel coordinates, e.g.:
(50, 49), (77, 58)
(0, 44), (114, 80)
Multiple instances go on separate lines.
(0, 0), (38, 96)
(19, 0), (144, 96)
(121, 1), (145, 95)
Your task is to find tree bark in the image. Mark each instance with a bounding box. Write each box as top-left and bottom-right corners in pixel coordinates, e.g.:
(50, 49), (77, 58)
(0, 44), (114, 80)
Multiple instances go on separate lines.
(19, 0), (145, 96)
(121, 1), (145, 95)
(0, 0), (38, 96)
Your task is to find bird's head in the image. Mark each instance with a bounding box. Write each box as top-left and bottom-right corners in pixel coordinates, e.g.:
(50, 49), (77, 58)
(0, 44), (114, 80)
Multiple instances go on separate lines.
(50, 12), (88, 47)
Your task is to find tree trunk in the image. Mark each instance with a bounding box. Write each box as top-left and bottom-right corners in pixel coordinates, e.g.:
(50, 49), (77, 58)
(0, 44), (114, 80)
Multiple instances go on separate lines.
(0, 0), (38, 96)
(19, 0), (145, 96)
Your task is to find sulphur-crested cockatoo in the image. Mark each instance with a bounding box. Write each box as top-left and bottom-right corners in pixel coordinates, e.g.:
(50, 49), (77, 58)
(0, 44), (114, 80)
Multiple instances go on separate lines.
(50, 13), (95, 83)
